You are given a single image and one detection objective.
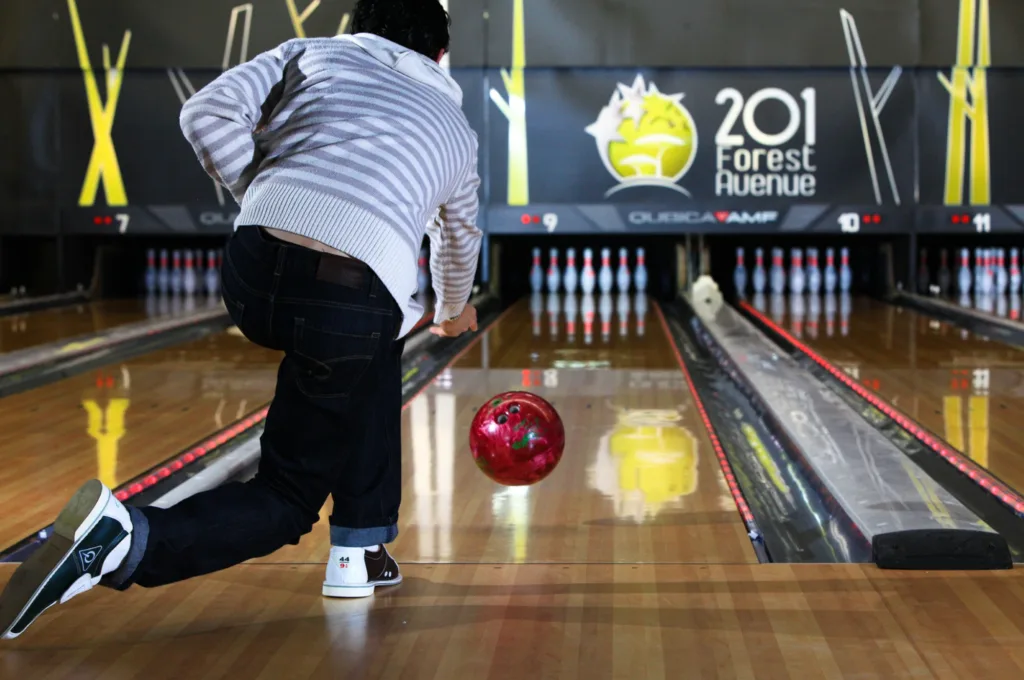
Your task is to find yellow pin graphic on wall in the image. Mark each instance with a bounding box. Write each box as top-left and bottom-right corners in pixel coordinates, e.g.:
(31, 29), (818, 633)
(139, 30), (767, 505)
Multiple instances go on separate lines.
(940, 0), (991, 206)
(67, 0), (132, 207)
(489, 0), (529, 206)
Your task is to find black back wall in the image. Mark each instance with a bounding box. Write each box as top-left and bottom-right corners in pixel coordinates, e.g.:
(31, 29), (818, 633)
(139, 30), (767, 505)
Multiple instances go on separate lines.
(0, 0), (1021, 238)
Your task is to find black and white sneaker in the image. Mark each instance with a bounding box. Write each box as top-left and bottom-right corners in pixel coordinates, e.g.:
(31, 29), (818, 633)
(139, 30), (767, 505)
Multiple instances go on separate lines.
(0, 479), (133, 639)
(322, 545), (402, 598)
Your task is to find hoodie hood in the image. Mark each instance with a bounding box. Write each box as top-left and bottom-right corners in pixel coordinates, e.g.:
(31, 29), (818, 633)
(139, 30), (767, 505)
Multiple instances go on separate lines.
(337, 33), (463, 107)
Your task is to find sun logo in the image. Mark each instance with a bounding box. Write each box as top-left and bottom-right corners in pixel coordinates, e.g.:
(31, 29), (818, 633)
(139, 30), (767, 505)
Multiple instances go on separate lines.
(586, 75), (698, 198)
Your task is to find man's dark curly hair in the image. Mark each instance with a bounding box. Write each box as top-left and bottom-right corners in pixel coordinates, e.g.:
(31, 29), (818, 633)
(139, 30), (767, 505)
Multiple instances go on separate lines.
(351, 0), (451, 61)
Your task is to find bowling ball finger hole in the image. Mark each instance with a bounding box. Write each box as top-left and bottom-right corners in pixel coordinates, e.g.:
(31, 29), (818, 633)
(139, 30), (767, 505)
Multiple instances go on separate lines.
(509, 405), (520, 414)
(496, 414), (508, 424)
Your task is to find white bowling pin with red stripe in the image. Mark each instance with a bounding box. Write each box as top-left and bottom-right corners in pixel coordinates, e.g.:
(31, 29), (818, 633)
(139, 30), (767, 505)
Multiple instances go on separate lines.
(616, 248), (631, 293)
(547, 248), (560, 294)
(581, 249), (596, 295)
(634, 248), (648, 292)
(563, 248), (578, 294)
(598, 248), (614, 294)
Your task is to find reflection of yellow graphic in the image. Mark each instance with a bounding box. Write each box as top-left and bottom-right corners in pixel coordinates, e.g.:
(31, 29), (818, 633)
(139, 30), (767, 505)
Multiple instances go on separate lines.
(83, 398), (129, 489)
(740, 424), (789, 495)
(488, 0), (529, 206)
(410, 393), (455, 561)
(284, 0), (350, 37)
(943, 395), (989, 467)
(940, 0), (990, 205)
(589, 408), (697, 522)
(67, 0), (132, 207)
(902, 458), (958, 530)
(586, 75), (697, 197)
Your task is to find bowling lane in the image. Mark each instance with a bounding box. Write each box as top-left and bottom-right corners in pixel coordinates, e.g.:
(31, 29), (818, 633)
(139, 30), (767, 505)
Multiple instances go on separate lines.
(0, 327), (281, 551)
(756, 293), (1024, 494)
(0, 297), (189, 354)
(257, 293), (758, 565)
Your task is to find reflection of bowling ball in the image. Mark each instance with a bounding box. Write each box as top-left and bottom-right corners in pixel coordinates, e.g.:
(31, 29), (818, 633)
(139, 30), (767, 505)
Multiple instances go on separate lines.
(469, 391), (565, 486)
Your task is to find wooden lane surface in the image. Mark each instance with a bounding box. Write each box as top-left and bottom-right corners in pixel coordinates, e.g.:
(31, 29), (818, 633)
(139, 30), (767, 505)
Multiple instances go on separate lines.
(256, 294), (755, 565)
(2, 562), (1024, 678)
(0, 298), (168, 353)
(0, 328), (280, 551)
(762, 294), (1024, 493)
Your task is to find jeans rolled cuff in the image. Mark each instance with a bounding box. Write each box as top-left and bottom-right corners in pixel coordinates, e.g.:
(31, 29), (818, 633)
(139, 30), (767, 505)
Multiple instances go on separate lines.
(100, 505), (149, 591)
(330, 523), (398, 548)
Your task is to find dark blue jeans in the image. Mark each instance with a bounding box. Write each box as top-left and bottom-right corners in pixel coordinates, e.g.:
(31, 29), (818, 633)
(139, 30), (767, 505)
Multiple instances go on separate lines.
(126, 225), (404, 587)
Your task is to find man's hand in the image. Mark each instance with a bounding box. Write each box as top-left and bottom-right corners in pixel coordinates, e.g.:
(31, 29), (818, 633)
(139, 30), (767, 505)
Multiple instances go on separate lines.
(429, 303), (478, 337)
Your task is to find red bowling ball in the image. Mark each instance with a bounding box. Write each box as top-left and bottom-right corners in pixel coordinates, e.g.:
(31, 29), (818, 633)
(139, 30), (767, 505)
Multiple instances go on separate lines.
(469, 391), (565, 486)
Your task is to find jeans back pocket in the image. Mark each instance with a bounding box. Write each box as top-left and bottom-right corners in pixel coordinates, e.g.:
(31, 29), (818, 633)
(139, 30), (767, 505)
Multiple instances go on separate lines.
(291, 317), (381, 400)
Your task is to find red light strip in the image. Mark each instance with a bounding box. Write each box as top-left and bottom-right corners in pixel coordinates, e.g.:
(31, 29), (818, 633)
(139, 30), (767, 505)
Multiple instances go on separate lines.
(654, 303), (757, 527)
(113, 408), (269, 502)
(740, 300), (1024, 517)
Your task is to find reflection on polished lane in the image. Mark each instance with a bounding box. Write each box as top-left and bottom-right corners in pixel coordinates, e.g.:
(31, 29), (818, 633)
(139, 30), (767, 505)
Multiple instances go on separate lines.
(949, 292), (1022, 321)
(757, 293), (1024, 494)
(0, 295), (207, 354)
(0, 328), (280, 551)
(258, 295), (756, 566)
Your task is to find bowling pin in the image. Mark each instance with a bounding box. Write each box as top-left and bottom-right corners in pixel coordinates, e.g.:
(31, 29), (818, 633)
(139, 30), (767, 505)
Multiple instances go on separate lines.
(752, 248), (767, 294)
(770, 248), (786, 295)
(205, 249), (220, 297)
(547, 248), (560, 294)
(633, 248), (648, 292)
(530, 292), (543, 336)
(547, 292), (561, 338)
(982, 249), (994, 296)
(599, 293), (613, 343)
(144, 249), (157, 295)
(564, 293), (578, 342)
(917, 249), (930, 294)
(733, 247), (747, 297)
(563, 248), (578, 294)
(529, 247), (543, 293)
(170, 250), (183, 294)
(598, 248), (614, 294)
(806, 248), (821, 295)
(839, 248), (852, 293)
(937, 249), (951, 297)
(616, 292), (630, 337)
(974, 248), (984, 294)
(997, 293), (1008, 318)
(996, 248), (1008, 295)
(1011, 292), (1021, 321)
(789, 249), (805, 295)
(158, 248), (170, 295)
(958, 248), (972, 295)
(183, 250), (197, 296)
(581, 293), (596, 344)
(823, 248), (837, 294)
(581, 248), (596, 295)
(1010, 248), (1022, 295)
(616, 248), (631, 294)
(633, 292), (647, 337)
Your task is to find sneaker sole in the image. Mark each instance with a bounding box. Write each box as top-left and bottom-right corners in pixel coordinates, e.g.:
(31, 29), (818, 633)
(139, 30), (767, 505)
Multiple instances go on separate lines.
(322, 574), (402, 599)
(0, 480), (110, 640)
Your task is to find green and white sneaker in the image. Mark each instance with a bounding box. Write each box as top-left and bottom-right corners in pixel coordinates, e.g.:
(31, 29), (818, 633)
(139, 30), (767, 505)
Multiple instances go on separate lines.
(0, 479), (132, 639)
